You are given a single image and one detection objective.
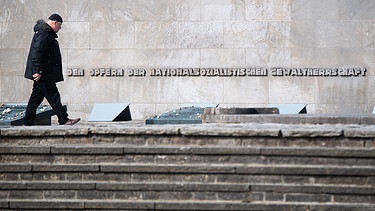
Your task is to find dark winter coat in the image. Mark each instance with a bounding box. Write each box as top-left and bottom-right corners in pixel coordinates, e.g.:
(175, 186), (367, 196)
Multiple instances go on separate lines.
(24, 20), (64, 82)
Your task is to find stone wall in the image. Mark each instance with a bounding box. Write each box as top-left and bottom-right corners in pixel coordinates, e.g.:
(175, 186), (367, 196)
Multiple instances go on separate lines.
(1, 123), (375, 210)
(1, 0), (375, 120)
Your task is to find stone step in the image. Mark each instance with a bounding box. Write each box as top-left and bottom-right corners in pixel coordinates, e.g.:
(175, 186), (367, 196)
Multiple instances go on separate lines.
(1, 163), (375, 176)
(3, 172), (373, 186)
(2, 146), (374, 166)
(2, 154), (374, 166)
(1, 199), (375, 210)
(1, 123), (375, 210)
(1, 181), (374, 195)
(1, 123), (375, 148)
(1, 145), (375, 157)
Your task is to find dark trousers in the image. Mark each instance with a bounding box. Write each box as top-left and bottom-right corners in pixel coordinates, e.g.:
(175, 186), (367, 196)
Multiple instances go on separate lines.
(24, 81), (68, 125)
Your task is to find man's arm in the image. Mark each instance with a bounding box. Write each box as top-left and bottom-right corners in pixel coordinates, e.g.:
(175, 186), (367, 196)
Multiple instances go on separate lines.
(31, 32), (48, 75)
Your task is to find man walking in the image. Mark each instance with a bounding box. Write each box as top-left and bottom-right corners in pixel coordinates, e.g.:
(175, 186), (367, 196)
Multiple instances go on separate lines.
(24, 13), (80, 126)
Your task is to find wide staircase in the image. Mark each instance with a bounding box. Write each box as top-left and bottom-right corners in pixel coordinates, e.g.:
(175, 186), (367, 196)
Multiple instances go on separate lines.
(1, 122), (375, 210)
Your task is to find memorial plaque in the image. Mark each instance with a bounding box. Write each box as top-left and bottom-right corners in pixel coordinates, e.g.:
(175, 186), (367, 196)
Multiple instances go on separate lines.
(0, 104), (65, 126)
(146, 105), (217, 125)
(203, 107), (280, 115)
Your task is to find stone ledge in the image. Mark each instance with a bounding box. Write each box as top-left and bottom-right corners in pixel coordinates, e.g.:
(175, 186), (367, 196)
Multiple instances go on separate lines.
(26, 182), (96, 190)
(32, 164), (99, 172)
(2, 200), (375, 211)
(2, 122), (375, 138)
(252, 184), (375, 195)
(84, 200), (155, 210)
(202, 114), (375, 125)
(3, 181), (373, 195)
(236, 165), (375, 176)
(1, 122), (375, 138)
(96, 182), (249, 192)
(0, 146), (50, 154)
(51, 146), (124, 154)
(155, 201), (375, 211)
(2, 164), (375, 176)
(1, 146), (374, 157)
(9, 201), (84, 209)
(0, 126), (90, 137)
(5, 164), (375, 176)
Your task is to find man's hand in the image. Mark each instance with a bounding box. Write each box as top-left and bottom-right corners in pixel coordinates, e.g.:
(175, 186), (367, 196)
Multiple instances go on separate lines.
(33, 73), (41, 81)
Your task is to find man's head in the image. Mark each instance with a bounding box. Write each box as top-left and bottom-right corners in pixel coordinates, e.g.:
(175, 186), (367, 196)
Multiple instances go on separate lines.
(47, 13), (63, 33)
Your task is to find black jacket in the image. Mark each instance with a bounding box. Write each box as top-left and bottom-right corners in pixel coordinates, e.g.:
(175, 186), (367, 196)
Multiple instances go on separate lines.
(24, 20), (64, 82)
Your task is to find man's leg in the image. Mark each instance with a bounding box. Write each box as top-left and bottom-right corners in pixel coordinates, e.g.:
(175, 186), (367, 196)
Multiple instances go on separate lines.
(24, 82), (45, 125)
(41, 82), (69, 125)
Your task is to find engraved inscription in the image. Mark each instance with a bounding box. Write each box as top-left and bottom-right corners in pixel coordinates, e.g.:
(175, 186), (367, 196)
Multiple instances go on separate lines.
(67, 67), (367, 78)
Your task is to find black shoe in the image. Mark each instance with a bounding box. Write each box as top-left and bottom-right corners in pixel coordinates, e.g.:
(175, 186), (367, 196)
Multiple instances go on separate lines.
(64, 118), (81, 125)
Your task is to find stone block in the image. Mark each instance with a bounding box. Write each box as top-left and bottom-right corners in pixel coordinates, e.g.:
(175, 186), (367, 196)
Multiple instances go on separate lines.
(169, 165), (235, 174)
(135, 22), (179, 49)
(223, 77), (269, 103)
(0, 182), (26, 190)
(253, 184), (375, 195)
(269, 77), (315, 103)
(0, 146), (50, 154)
(85, 200), (154, 210)
(113, 0), (157, 21)
(96, 182), (181, 191)
(0, 201), (8, 208)
(51, 146), (123, 154)
(265, 192), (284, 201)
(101, 165), (168, 173)
(179, 22), (224, 48)
(334, 194), (375, 204)
(155, 202), (232, 211)
(23, 1), (67, 22)
(236, 165), (375, 176)
(82, 173), (131, 182)
(0, 164), (31, 172)
(190, 146), (261, 155)
(261, 147), (375, 158)
(217, 192), (250, 201)
(26, 182), (95, 190)
(2, 22), (31, 48)
(0, 126), (90, 137)
(32, 164), (99, 172)
(201, 49), (246, 67)
(286, 193), (331, 202)
(290, 21), (315, 47)
(344, 126), (375, 138)
(281, 126), (343, 137)
(247, 0), (291, 20)
(123, 146), (183, 154)
(60, 22), (90, 48)
(186, 183), (249, 192)
(42, 190), (76, 200)
(315, 21), (340, 48)
(180, 125), (281, 137)
(0, 50), (24, 76)
(201, 0), (245, 21)
(10, 201), (84, 209)
(76, 190), (114, 200)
